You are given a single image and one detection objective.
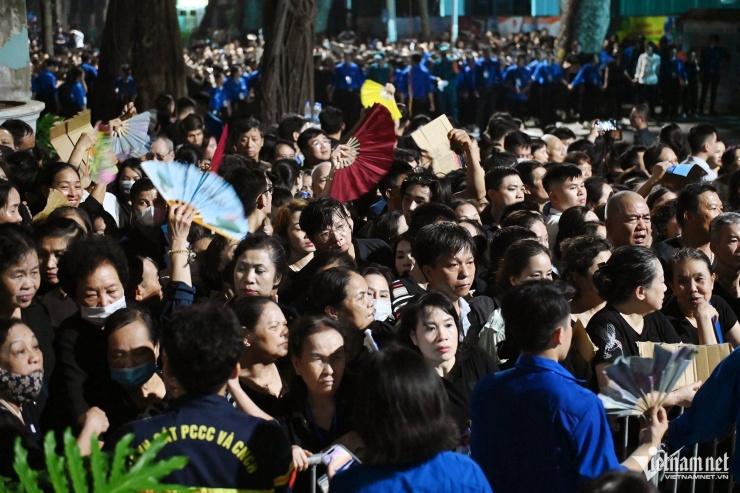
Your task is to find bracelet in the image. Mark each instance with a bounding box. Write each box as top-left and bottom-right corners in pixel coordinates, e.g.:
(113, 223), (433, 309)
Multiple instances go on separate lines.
(168, 249), (195, 264)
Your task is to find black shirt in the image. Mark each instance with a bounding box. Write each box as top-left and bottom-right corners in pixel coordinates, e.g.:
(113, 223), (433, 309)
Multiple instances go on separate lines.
(442, 346), (498, 430)
(713, 281), (740, 320)
(0, 405), (43, 481)
(633, 127), (654, 147)
(587, 305), (682, 366)
(352, 238), (393, 269)
(662, 294), (738, 344)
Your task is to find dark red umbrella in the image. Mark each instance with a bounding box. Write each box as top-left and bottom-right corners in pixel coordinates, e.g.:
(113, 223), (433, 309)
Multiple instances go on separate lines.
(330, 104), (395, 203)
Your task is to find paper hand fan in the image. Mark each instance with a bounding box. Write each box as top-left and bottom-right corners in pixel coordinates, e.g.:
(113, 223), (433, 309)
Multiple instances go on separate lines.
(110, 111), (152, 159)
(87, 131), (118, 185)
(330, 104), (395, 204)
(32, 190), (71, 224)
(141, 160), (249, 241)
(598, 345), (697, 417)
(360, 80), (402, 120)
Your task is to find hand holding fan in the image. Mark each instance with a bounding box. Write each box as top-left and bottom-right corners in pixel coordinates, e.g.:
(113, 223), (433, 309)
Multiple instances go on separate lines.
(141, 160), (249, 241)
(330, 104), (395, 203)
(361, 80), (402, 120)
(110, 111), (152, 159)
(598, 345), (698, 417)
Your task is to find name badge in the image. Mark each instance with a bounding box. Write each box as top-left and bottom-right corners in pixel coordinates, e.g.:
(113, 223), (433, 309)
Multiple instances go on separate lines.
(345, 76), (352, 85)
(483, 70), (490, 80)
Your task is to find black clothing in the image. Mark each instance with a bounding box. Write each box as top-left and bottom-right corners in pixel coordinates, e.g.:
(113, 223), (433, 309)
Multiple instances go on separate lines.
(0, 405), (43, 481)
(662, 294), (738, 344)
(352, 238), (393, 269)
(37, 285), (78, 329)
(714, 281), (740, 320)
(587, 305), (682, 366)
(442, 346), (498, 430)
(633, 127), (654, 147)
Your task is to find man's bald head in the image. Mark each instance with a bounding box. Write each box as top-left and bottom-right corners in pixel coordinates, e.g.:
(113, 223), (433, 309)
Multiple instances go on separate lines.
(311, 162), (332, 197)
(605, 191), (652, 247)
(542, 134), (566, 163)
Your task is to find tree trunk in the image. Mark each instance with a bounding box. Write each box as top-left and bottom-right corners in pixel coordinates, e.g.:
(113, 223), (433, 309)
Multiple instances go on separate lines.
(40, 0), (54, 56)
(556, 0), (610, 56)
(417, 0), (431, 41)
(259, 0), (316, 124)
(94, 0), (186, 121)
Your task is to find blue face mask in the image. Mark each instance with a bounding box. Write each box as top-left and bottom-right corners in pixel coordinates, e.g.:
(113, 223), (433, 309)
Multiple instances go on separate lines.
(110, 361), (157, 387)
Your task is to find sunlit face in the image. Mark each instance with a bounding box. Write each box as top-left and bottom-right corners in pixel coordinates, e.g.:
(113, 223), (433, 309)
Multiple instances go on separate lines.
(364, 273), (390, 301)
(0, 323), (42, 377)
(17, 133), (35, 151)
(137, 257), (162, 302)
(107, 320), (159, 370)
(204, 136), (218, 160)
(0, 129), (14, 149)
(0, 251), (40, 312)
(39, 235), (73, 285)
(549, 176), (586, 210)
(607, 196), (651, 247)
(236, 128), (263, 160)
(410, 306), (458, 368)
(0, 188), (22, 224)
(509, 252), (553, 286)
(533, 146), (549, 163)
(670, 259), (713, 314)
(75, 262), (125, 308)
(285, 211), (315, 257)
(423, 247), (475, 301)
(641, 260), (666, 312)
(455, 203), (481, 225)
(234, 248), (281, 298)
(529, 220), (549, 248)
(490, 175), (525, 210)
(245, 302), (289, 360)
(52, 168), (83, 207)
(402, 184), (432, 221)
(335, 272), (375, 331)
(659, 146), (678, 165)
(312, 214), (352, 253)
(292, 326), (345, 397)
(186, 128), (204, 146)
(306, 135), (332, 162)
(395, 239), (415, 277)
(149, 139), (174, 162)
(687, 191), (723, 235)
(712, 223), (740, 272)
(573, 249), (611, 300)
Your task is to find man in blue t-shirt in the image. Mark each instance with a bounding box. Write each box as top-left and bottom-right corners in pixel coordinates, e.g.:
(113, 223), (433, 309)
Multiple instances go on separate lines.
(471, 281), (667, 493)
(106, 303), (294, 491)
(33, 59), (59, 115)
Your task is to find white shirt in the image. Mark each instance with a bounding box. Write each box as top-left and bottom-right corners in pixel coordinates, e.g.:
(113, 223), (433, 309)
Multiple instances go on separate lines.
(545, 207), (563, 251)
(681, 155), (717, 182)
(635, 53), (661, 85)
(459, 296), (472, 341)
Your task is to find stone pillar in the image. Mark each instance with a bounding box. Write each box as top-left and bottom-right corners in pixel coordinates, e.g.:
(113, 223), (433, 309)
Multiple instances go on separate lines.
(0, 0), (33, 101)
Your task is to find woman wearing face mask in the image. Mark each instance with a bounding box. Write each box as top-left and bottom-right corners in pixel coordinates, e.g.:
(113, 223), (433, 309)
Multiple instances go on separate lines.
(53, 234), (129, 428)
(399, 291), (498, 436)
(361, 265), (394, 323)
(282, 316), (353, 490)
(233, 296), (291, 418)
(34, 218), (87, 328)
(120, 178), (169, 270)
(0, 225), (55, 398)
(93, 306), (167, 433)
(111, 159), (143, 230)
(0, 318), (110, 479)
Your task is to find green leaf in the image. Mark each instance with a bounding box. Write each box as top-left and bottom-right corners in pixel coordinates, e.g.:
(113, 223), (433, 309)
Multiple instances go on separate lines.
(43, 432), (68, 493)
(62, 428), (88, 493)
(13, 437), (42, 493)
(108, 434), (134, 485)
(107, 432), (188, 493)
(88, 434), (109, 493)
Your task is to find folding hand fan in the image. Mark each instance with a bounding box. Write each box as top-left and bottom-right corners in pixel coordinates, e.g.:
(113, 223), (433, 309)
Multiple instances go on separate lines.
(360, 80), (402, 120)
(141, 160), (249, 241)
(330, 104), (395, 204)
(87, 131), (118, 185)
(110, 111), (152, 159)
(598, 345), (697, 417)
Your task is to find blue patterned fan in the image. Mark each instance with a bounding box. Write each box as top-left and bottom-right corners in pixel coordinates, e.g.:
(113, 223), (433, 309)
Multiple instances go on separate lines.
(110, 111), (152, 159)
(141, 160), (249, 241)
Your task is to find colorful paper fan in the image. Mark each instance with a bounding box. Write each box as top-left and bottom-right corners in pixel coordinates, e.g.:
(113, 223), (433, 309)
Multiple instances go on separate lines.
(360, 80), (402, 120)
(598, 345), (697, 417)
(87, 131), (118, 185)
(111, 111), (152, 159)
(330, 104), (395, 203)
(141, 160), (249, 241)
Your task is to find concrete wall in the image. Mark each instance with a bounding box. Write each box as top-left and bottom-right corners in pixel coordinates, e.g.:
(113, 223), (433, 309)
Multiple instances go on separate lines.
(0, 0), (32, 101)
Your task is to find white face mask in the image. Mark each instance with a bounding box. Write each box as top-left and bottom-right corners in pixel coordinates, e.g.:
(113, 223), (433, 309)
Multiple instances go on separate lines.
(373, 299), (393, 323)
(80, 296), (127, 326)
(120, 179), (135, 195)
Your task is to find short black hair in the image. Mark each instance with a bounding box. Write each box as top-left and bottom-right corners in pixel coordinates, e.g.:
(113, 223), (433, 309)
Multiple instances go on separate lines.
(488, 226), (537, 273)
(307, 267), (357, 313)
(318, 107), (344, 135)
(231, 234), (287, 286)
(513, 160), (545, 188)
(299, 197), (349, 239)
(0, 224), (37, 274)
(675, 183), (718, 227)
(483, 151), (518, 171)
(288, 315), (346, 359)
(33, 217), (86, 244)
(232, 296), (277, 330)
(180, 114), (204, 134)
(277, 114), (307, 141)
(223, 167), (268, 217)
(412, 222), (474, 269)
(5, 151), (39, 199)
(687, 124), (717, 155)
(371, 210), (405, 243)
(503, 131), (532, 154)
(501, 209), (545, 230)
(643, 143), (669, 173)
(297, 128), (327, 152)
(352, 344), (458, 466)
(103, 305), (158, 344)
(592, 246), (660, 304)
(501, 280), (572, 354)
(667, 248), (712, 284)
(400, 171), (445, 205)
(47, 207), (93, 234)
(40, 161), (79, 189)
(398, 290), (460, 348)
(585, 176), (610, 206)
(542, 163), (582, 193)
(162, 302), (243, 396)
(0, 119), (33, 143)
(378, 160), (414, 197)
(58, 234), (130, 301)
(550, 126), (576, 142)
(497, 239), (552, 291)
(174, 143), (203, 166)
(485, 166), (521, 193)
(129, 177), (157, 204)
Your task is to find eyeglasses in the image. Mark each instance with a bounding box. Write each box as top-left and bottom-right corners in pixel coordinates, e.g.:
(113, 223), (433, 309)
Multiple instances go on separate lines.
(317, 221), (347, 242)
(263, 185), (275, 195)
(311, 139), (332, 148)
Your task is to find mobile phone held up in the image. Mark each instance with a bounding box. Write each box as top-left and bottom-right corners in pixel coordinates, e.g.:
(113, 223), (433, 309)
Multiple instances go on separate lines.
(595, 119), (618, 133)
(322, 444), (360, 473)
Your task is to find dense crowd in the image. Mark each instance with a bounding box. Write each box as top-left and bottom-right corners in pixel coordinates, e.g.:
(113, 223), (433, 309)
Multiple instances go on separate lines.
(0, 23), (739, 493)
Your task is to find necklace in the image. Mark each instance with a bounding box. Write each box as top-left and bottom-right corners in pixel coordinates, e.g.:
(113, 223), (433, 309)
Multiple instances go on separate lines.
(0, 398), (22, 421)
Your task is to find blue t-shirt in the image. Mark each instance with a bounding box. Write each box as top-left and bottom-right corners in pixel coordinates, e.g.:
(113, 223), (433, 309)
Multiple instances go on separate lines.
(330, 451), (492, 493)
(223, 77), (248, 102)
(475, 58), (502, 89)
(471, 355), (623, 493)
(504, 66), (532, 100)
(70, 81), (87, 108)
(332, 62), (363, 91)
(406, 64), (435, 98)
(571, 63), (602, 87)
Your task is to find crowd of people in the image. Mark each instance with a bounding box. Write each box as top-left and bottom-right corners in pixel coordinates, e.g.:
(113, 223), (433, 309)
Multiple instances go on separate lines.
(0, 22), (739, 493)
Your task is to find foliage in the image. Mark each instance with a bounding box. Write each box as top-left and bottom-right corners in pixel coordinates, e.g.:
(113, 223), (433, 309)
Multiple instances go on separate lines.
(35, 113), (64, 158)
(0, 429), (188, 493)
